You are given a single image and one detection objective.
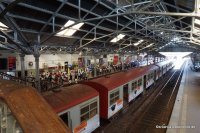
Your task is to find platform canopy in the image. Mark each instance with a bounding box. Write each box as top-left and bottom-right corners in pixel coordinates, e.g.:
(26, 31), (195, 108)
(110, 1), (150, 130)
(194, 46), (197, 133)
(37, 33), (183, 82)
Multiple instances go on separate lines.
(0, 0), (199, 55)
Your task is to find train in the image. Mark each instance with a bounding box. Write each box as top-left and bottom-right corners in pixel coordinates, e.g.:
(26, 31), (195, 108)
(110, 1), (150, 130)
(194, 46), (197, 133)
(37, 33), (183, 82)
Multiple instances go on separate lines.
(43, 84), (100, 133)
(43, 60), (174, 133)
(0, 80), (71, 133)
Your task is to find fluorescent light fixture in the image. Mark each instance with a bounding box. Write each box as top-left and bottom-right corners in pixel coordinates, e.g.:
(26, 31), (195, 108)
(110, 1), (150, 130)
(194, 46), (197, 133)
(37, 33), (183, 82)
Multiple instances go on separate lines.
(134, 39), (144, 46)
(57, 20), (84, 37)
(0, 22), (8, 30)
(110, 34), (125, 42)
(194, 27), (200, 34)
(146, 43), (154, 47)
(195, 18), (200, 25)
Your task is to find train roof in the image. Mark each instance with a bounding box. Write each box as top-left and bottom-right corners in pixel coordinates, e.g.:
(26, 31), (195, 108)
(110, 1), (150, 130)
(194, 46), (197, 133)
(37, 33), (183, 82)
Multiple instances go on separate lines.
(87, 65), (158, 91)
(155, 60), (173, 67)
(0, 79), (70, 133)
(43, 84), (99, 113)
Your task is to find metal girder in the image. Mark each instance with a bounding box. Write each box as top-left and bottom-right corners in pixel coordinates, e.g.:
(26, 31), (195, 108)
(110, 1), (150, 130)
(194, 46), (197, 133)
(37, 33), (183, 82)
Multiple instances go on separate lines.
(39, 0), (67, 33)
(119, 1), (152, 9)
(0, 43), (15, 50)
(0, 4), (33, 53)
(0, 0), (24, 18)
(63, 1), (139, 32)
(4, 16), (29, 44)
(93, 1), (164, 48)
(7, 13), (110, 36)
(73, 2), (106, 46)
(0, 30), (31, 53)
(18, 2), (78, 21)
(2, 0), (193, 53)
(84, 12), (198, 22)
(75, 32), (115, 51)
(15, 1), (167, 48)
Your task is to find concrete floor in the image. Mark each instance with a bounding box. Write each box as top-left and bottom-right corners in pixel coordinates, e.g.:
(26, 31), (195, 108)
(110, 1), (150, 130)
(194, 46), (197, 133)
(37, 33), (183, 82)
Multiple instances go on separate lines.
(167, 59), (200, 133)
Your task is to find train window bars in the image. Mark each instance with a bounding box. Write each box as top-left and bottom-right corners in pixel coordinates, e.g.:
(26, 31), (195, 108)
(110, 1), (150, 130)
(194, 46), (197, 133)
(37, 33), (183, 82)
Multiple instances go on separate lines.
(110, 90), (120, 105)
(132, 81), (137, 91)
(138, 79), (142, 86)
(80, 101), (98, 122)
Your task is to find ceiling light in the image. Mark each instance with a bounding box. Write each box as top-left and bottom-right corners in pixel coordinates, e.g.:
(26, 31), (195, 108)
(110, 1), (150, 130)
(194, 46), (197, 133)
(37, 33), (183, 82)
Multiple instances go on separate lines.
(110, 34), (125, 43)
(57, 20), (84, 37)
(194, 27), (200, 34)
(146, 43), (154, 47)
(134, 39), (144, 46)
(0, 22), (8, 31)
(195, 18), (200, 25)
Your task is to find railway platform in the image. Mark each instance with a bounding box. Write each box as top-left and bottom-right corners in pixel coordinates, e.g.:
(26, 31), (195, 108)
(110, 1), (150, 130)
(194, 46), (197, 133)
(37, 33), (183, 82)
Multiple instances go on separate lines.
(167, 60), (200, 133)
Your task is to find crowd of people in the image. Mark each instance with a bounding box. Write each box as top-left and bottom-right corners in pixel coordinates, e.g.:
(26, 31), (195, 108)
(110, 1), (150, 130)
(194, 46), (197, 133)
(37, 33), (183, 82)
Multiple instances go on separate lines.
(39, 69), (90, 84)
(26, 62), (139, 91)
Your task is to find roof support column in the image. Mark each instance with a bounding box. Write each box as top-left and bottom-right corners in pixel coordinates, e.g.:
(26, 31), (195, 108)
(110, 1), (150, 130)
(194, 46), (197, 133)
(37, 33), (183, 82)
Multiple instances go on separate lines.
(34, 35), (41, 92)
(19, 54), (25, 79)
(121, 54), (124, 70)
(85, 56), (88, 68)
(94, 56), (97, 77)
(34, 54), (40, 92)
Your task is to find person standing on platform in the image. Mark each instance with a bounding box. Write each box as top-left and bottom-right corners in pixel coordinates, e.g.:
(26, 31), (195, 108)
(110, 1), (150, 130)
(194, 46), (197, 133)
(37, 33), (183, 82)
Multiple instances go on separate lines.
(69, 73), (72, 84)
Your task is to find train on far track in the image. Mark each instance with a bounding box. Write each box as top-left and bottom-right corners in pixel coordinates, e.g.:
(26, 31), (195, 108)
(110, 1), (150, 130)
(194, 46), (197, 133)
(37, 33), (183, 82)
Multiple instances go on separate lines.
(43, 60), (174, 133)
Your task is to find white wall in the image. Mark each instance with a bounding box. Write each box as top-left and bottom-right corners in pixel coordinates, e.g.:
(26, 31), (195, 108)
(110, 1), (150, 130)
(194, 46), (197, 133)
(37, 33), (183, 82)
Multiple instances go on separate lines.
(16, 54), (95, 70)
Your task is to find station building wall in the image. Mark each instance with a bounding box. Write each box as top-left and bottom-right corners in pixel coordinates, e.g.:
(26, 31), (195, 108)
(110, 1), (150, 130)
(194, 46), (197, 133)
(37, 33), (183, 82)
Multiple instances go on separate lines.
(16, 54), (94, 71)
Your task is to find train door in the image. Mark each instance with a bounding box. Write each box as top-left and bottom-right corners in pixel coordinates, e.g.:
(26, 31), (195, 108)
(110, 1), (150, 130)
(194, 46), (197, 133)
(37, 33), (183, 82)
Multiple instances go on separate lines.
(60, 112), (71, 129)
(143, 75), (147, 90)
(162, 66), (164, 76)
(154, 70), (156, 81)
(123, 84), (129, 106)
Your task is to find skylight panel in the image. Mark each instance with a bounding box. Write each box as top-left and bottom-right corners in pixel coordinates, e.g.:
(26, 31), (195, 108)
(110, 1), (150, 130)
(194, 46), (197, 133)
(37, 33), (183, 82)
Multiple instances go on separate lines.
(0, 22), (8, 31)
(146, 43), (154, 47)
(194, 27), (200, 34)
(110, 34), (125, 43)
(57, 20), (84, 37)
(194, 18), (200, 25)
(134, 39), (144, 46)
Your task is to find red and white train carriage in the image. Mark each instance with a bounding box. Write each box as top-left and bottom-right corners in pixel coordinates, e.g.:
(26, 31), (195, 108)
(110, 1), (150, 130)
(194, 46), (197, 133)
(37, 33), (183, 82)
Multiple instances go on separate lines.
(43, 84), (100, 133)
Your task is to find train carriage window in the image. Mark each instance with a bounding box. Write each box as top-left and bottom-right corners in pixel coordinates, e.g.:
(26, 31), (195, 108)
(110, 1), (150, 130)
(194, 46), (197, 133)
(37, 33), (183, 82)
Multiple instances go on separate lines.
(80, 101), (98, 122)
(60, 113), (69, 126)
(90, 102), (97, 110)
(81, 113), (89, 122)
(90, 108), (97, 118)
(132, 81), (137, 91)
(138, 79), (142, 86)
(81, 106), (89, 115)
(110, 90), (120, 105)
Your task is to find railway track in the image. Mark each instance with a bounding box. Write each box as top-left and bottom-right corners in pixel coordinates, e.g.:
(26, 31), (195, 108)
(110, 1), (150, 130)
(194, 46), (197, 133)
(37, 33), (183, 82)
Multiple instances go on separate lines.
(128, 63), (185, 133)
(94, 64), (185, 133)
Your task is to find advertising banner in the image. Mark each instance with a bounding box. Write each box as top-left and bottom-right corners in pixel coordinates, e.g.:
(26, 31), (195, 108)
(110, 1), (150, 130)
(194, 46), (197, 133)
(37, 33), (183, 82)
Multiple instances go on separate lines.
(113, 55), (118, 65)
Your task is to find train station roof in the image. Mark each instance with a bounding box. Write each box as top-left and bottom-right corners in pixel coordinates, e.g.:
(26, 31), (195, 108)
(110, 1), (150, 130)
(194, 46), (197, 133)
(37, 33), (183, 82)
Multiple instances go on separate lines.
(0, 0), (199, 55)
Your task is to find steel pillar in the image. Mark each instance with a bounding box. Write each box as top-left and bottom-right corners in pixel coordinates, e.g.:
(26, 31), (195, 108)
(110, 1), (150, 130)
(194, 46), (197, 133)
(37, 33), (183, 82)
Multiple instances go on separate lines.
(121, 55), (124, 70)
(34, 54), (40, 92)
(19, 54), (25, 79)
(85, 56), (88, 68)
(94, 56), (97, 77)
